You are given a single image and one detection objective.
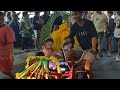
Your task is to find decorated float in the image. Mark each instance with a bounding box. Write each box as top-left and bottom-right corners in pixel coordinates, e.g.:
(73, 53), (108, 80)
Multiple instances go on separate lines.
(15, 11), (89, 79)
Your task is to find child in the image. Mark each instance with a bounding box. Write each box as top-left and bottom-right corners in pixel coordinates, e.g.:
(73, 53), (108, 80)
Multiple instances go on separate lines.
(58, 37), (75, 66)
(43, 38), (56, 57)
(43, 38), (63, 70)
(59, 37), (74, 56)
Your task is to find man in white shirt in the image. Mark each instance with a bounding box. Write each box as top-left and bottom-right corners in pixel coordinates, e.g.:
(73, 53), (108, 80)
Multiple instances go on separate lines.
(92, 11), (108, 59)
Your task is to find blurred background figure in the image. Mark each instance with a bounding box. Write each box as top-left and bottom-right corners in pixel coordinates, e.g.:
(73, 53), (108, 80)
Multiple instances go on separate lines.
(20, 11), (33, 52)
(8, 11), (22, 48)
(105, 11), (115, 57)
(32, 11), (44, 50)
(0, 12), (15, 79)
(41, 11), (50, 25)
(92, 11), (108, 60)
(6, 12), (11, 24)
(51, 12), (63, 33)
(114, 11), (120, 61)
(85, 11), (94, 21)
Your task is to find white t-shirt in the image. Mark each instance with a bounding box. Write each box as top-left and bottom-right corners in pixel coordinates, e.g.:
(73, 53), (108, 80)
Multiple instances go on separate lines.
(114, 15), (120, 38)
(114, 15), (120, 28)
(92, 13), (108, 33)
(114, 14), (119, 24)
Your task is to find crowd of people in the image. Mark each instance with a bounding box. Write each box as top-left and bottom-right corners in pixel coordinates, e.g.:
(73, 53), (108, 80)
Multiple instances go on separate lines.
(86, 11), (120, 62)
(4, 11), (49, 52)
(36, 11), (120, 79)
(0, 11), (120, 79)
(0, 11), (50, 78)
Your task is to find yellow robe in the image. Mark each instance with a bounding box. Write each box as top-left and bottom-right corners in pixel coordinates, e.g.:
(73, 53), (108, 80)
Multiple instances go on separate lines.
(51, 21), (79, 52)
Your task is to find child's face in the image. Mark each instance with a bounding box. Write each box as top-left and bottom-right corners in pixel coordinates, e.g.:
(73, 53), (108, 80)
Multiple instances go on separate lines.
(42, 45), (46, 50)
(45, 41), (53, 49)
(64, 43), (72, 50)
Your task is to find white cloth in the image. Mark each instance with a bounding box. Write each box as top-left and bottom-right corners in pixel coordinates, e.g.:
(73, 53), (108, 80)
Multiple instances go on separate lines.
(33, 30), (38, 38)
(114, 28), (120, 38)
(114, 16), (120, 38)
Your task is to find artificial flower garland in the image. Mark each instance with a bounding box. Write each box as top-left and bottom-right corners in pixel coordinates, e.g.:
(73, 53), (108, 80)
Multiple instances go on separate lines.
(16, 56), (61, 79)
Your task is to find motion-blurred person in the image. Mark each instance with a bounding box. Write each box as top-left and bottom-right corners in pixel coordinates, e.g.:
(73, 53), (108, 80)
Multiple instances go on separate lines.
(41, 11), (50, 25)
(0, 12), (15, 79)
(6, 12), (11, 24)
(85, 11), (94, 21)
(20, 12), (32, 52)
(114, 11), (120, 61)
(65, 11), (97, 79)
(32, 11), (44, 50)
(106, 11), (115, 57)
(51, 12), (63, 33)
(92, 11), (108, 59)
(8, 11), (22, 48)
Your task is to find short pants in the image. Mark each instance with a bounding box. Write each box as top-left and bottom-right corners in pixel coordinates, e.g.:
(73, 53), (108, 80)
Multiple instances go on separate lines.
(97, 32), (104, 39)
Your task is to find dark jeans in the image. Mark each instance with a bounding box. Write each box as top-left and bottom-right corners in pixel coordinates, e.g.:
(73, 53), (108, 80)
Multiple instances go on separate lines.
(21, 37), (30, 50)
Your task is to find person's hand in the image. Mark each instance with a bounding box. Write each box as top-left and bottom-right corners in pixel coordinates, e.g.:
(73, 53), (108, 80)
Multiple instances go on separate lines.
(64, 62), (68, 66)
(60, 46), (63, 50)
(90, 49), (97, 55)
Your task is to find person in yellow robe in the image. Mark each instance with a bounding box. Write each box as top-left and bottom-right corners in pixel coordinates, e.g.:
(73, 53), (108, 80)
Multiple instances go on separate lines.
(51, 21), (79, 52)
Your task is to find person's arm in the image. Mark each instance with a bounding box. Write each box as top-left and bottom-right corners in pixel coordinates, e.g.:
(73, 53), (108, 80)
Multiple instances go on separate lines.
(20, 21), (30, 31)
(66, 50), (76, 64)
(89, 21), (97, 52)
(105, 15), (109, 32)
(91, 14), (94, 22)
(54, 54), (63, 60)
(62, 25), (76, 46)
(51, 51), (63, 60)
(91, 37), (97, 51)
(24, 24), (31, 30)
(24, 21), (31, 30)
(69, 25), (76, 39)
